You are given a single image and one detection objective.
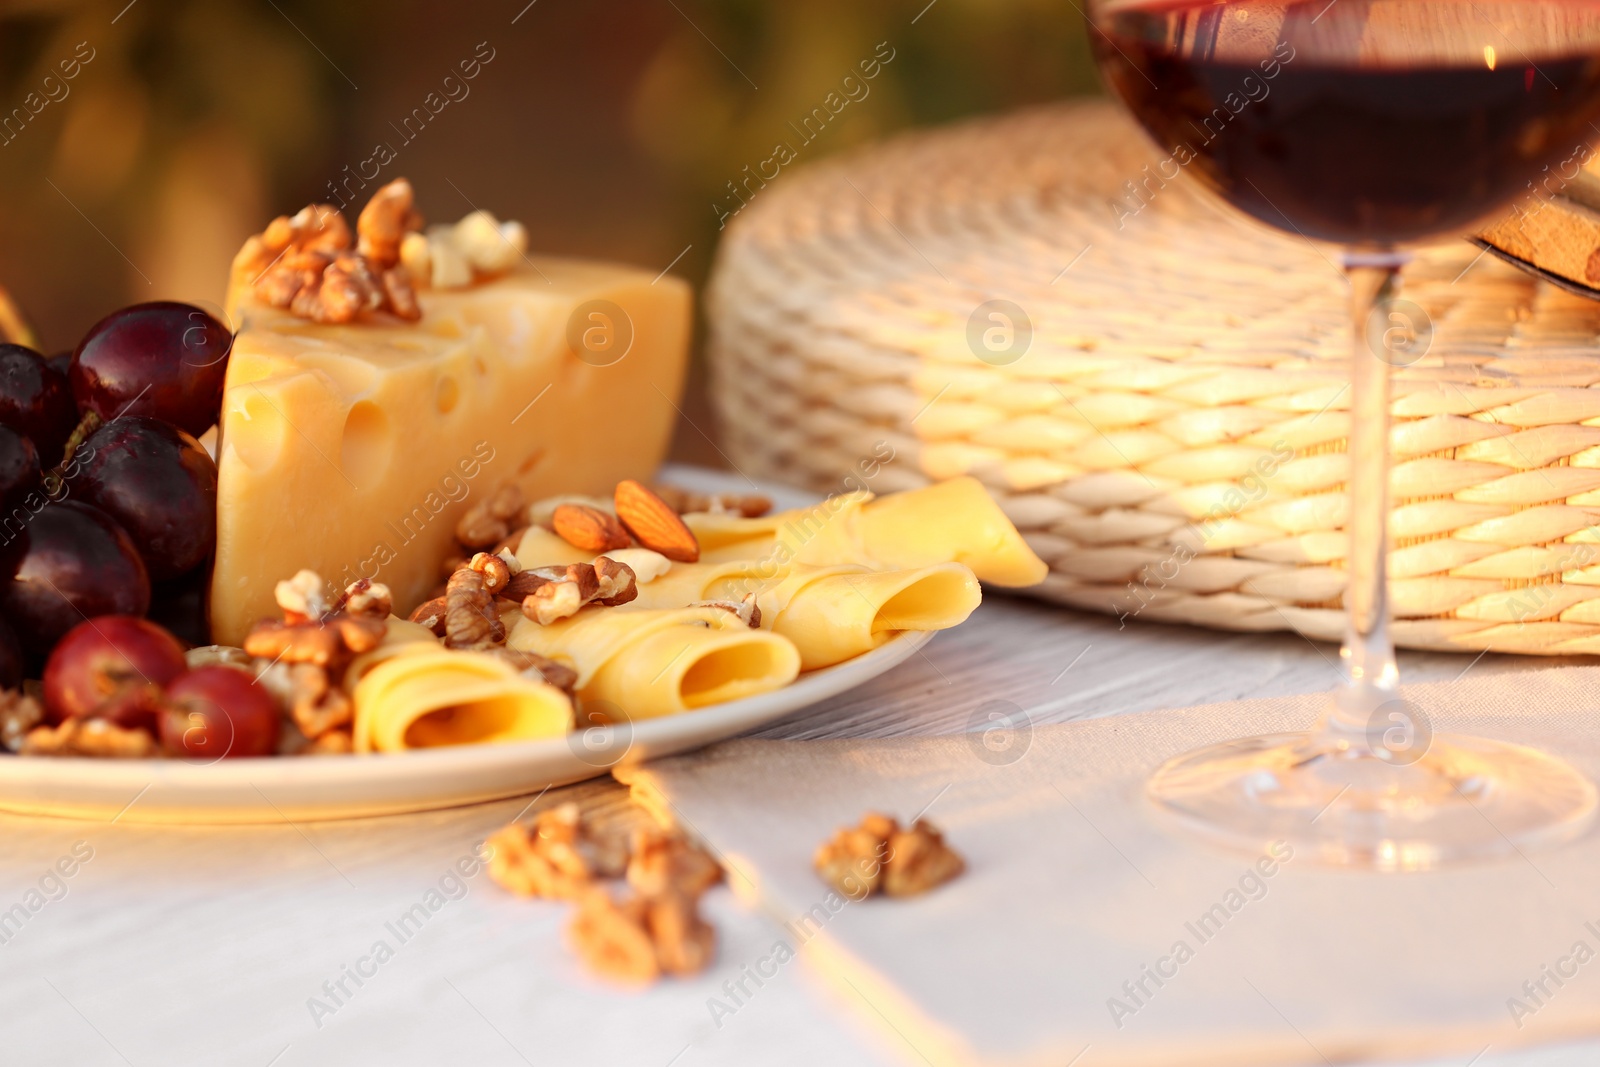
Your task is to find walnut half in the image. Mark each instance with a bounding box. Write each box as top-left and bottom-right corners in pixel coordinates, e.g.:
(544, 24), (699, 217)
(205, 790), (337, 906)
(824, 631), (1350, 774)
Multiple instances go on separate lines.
(814, 813), (964, 899)
(20, 718), (157, 759)
(0, 689), (43, 752)
(626, 825), (724, 900)
(883, 819), (966, 898)
(239, 179), (424, 324)
(514, 558), (638, 626)
(486, 803), (629, 900)
(567, 886), (716, 983)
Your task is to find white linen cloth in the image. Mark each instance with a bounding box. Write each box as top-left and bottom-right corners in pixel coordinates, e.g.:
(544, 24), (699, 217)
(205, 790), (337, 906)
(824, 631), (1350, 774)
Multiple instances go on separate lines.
(619, 665), (1600, 1067)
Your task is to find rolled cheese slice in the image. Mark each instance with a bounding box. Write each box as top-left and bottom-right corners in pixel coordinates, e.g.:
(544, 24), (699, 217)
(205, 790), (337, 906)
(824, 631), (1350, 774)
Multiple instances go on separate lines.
(617, 557), (980, 669)
(352, 646), (572, 753)
(344, 617), (445, 689)
(856, 477), (1047, 586)
(516, 505), (989, 668)
(507, 606), (800, 718)
(685, 477), (1047, 587)
(763, 563), (981, 671)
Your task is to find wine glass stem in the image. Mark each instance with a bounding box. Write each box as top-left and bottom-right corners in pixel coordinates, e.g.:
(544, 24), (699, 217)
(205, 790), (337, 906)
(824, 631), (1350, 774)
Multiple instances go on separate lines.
(1324, 252), (1406, 738)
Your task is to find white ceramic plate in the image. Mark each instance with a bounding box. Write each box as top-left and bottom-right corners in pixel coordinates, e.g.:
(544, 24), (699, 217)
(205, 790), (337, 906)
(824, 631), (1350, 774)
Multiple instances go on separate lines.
(0, 468), (933, 824)
(0, 630), (930, 824)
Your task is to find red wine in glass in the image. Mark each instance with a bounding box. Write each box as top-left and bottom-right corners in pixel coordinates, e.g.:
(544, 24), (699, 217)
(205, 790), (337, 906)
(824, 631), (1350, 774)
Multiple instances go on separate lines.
(1084, 0), (1600, 868)
(1093, 0), (1600, 244)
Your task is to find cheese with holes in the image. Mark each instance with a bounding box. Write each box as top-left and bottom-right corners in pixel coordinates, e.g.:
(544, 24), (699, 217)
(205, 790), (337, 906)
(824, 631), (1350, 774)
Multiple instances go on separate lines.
(210, 260), (691, 645)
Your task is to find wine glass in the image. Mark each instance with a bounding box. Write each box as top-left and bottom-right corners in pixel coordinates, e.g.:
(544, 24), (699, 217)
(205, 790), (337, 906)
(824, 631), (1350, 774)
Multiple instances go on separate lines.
(1085, 0), (1600, 868)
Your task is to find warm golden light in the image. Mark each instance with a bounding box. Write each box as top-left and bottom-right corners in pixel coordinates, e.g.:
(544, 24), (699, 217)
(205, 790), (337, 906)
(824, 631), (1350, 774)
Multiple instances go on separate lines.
(1484, 44), (1497, 69)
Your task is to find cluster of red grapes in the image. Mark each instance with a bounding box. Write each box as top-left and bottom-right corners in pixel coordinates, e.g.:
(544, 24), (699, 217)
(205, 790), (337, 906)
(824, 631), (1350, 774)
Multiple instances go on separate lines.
(43, 616), (278, 759)
(0, 300), (245, 743)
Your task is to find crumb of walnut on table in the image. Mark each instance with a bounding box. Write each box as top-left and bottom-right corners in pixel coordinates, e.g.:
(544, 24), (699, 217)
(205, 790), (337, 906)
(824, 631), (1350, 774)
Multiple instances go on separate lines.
(626, 825), (723, 899)
(486, 802), (629, 900)
(568, 888), (661, 984)
(566, 883), (717, 984)
(815, 813), (964, 899)
(488, 801), (724, 984)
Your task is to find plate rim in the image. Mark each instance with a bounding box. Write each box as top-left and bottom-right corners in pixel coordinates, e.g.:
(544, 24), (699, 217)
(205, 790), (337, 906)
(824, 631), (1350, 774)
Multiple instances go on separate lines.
(0, 629), (933, 796)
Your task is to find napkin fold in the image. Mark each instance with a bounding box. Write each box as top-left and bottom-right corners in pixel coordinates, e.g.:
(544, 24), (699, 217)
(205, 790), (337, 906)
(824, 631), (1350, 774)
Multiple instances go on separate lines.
(618, 666), (1600, 1067)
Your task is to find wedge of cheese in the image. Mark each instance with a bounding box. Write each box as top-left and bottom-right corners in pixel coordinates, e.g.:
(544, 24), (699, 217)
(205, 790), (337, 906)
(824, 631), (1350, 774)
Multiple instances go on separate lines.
(211, 259), (691, 645)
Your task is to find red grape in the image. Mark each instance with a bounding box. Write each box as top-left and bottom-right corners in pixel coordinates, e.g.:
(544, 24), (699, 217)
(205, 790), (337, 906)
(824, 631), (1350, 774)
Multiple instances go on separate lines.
(42, 615), (187, 730)
(0, 344), (75, 465)
(75, 416), (217, 580)
(71, 302), (232, 437)
(0, 501), (150, 656)
(0, 426), (40, 513)
(160, 665), (278, 759)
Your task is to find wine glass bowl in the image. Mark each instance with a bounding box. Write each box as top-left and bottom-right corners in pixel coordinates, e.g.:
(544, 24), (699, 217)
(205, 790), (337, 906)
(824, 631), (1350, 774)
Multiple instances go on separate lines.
(1091, 0), (1600, 245)
(1085, 0), (1600, 868)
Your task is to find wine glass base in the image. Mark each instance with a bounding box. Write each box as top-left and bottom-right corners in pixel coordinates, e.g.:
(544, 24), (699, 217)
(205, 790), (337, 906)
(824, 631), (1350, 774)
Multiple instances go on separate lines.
(1147, 731), (1598, 871)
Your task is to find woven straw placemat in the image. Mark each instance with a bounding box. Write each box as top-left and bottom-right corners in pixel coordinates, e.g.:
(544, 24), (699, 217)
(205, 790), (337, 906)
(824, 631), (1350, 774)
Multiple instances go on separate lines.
(706, 100), (1600, 655)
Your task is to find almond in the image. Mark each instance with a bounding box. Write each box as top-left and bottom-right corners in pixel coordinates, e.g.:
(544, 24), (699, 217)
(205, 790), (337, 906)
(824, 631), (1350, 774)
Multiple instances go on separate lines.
(614, 480), (700, 563)
(552, 503), (631, 553)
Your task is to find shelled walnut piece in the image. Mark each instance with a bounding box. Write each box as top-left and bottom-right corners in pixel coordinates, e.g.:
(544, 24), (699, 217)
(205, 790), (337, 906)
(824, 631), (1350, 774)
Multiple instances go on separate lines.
(649, 484), (773, 519)
(243, 572), (394, 754)
(518, 558), (639, 625)
(236, 179), (423, 324)
(484, 647), (579, 697)
(487, 803), (629, 900)
(0, 689), (43, 752)
(691, 593), (762, 629)
(626, 825), (724, 899)
(407, 552), (588, 692)
(411, 554), (639, 636)
(245, 572), (389, 669)
(570, 887), (714, 983)
(20, 717), (158, 758)
(454, 482), (529, 552)
(488, 806), (723, 984)
(815, 813), (965, 899)
(442, 565), (505, 649)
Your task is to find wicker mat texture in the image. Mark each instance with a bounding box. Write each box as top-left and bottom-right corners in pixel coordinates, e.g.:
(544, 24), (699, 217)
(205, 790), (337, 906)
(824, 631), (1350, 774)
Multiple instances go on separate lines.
(707, 100), (1600, 655)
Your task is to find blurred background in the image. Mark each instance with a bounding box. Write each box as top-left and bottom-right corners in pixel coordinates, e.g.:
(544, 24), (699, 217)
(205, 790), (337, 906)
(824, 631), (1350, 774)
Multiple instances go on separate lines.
(0, 0), (1099, 455)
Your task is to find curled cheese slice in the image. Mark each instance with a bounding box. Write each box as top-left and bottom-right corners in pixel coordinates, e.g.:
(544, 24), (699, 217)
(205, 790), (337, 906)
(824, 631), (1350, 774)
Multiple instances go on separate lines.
(685, 477), (1045, 587)
(617, 555), (981, 669)
(353, 646), (572, 753)
(858, 477), (1046, 587)
(765, 562), (981, 670)
(507, 606), (800, 719)
(626, 558), (766, 610)
(345, 617), (445, 690)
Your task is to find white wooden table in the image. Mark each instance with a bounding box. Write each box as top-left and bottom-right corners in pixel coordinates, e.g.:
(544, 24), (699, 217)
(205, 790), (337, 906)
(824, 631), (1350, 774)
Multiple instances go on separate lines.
(2, 595), (1589, 1067)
